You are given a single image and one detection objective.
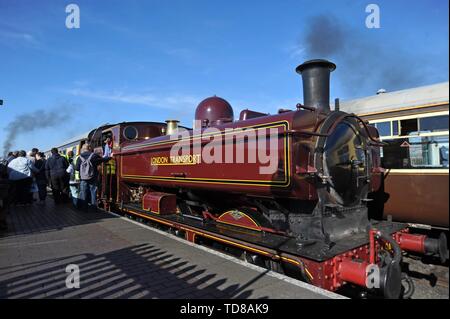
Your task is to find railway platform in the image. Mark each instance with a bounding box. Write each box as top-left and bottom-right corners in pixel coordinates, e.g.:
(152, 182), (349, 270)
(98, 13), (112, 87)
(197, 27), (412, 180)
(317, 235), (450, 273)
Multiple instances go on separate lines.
(0, 199), (343, 299)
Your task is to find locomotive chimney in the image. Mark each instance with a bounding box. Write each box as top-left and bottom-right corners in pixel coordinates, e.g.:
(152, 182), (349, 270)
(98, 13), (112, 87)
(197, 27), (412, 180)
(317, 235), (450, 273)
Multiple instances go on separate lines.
(296, 59), (336, 113)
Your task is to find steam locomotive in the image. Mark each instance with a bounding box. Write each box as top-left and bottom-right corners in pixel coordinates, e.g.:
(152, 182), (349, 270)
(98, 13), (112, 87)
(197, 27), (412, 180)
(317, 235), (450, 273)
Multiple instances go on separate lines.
(81, 59), (447, 298)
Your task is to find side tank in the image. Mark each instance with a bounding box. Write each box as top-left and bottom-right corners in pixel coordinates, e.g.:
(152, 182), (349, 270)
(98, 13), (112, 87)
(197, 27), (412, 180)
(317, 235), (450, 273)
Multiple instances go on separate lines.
(118, 108), (323, 200)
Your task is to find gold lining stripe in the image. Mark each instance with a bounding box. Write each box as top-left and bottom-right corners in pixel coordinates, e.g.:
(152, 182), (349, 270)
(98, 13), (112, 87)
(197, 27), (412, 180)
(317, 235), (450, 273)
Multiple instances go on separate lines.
(179, 227), (272, 256)
(280, 256), (299, 265)
(279, 257), (313, 280)
(124, 209), (173, 226)
(120, 120), (291, 187)
(120, 175), (290, 187)
(122, 174), (288, 183)
(122, 121), (289, 150)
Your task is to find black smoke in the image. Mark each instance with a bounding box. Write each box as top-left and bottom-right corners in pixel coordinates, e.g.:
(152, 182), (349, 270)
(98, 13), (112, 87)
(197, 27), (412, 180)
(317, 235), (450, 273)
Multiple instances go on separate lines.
(2, 106), (71, 156)
(301, 14), (447, 97)
(304, 15), (345, 58)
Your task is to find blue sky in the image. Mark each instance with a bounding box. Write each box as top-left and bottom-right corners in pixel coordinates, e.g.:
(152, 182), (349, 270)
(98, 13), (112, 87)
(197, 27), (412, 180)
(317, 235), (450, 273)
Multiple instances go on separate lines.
(0, 0), (448, 154)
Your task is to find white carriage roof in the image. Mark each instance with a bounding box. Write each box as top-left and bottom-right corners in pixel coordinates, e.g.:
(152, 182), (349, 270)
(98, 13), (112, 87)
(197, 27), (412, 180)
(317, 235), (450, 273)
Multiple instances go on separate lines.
(339, 81), (449, 115)
(54, 130), (91, 149)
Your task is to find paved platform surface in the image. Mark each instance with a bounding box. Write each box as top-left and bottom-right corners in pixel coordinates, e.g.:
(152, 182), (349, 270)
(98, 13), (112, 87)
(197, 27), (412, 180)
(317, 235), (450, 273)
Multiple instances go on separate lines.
(0, 200), (342, 299)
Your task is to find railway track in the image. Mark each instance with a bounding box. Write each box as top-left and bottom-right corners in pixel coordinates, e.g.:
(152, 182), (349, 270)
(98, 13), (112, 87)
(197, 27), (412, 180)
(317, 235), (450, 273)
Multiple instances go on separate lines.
(403, 254), (449, 299)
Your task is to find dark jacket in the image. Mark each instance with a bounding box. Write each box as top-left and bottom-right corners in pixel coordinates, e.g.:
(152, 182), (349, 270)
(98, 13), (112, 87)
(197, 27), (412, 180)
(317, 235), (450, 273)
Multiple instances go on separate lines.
(75, 151), (110, 183)
(34, 159), (47, 184)
(45, 154), (68, 179)
(0, 161), (9, 200)
(0, 160), (8, 179)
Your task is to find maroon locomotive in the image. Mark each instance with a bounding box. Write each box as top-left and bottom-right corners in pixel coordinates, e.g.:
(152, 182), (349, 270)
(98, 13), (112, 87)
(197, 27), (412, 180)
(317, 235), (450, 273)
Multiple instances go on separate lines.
(87, 59), (447, 298)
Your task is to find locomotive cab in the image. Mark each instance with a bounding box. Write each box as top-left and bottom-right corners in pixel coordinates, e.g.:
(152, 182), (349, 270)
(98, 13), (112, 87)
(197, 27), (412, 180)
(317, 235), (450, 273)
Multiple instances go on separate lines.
(89, 121), (170, 209)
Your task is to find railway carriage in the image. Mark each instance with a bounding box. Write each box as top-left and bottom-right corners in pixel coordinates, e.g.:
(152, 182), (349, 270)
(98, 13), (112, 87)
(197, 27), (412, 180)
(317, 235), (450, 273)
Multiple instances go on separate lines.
(44, 130), (91, 158)
(340, 82), (449, 229)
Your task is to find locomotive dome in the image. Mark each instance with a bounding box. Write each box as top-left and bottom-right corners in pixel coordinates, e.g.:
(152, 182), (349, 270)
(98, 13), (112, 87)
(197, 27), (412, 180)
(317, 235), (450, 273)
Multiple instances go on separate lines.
(194, 96), (234, 128)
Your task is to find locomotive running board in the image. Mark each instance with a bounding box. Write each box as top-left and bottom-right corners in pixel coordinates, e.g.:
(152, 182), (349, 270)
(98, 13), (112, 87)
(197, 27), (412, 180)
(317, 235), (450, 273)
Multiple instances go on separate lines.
(121, 203), (407, 262)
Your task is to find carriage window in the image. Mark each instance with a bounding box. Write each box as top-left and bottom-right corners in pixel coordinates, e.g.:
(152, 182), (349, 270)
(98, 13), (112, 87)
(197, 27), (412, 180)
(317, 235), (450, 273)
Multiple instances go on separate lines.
(123, 126), (138, 140)
(375, 121), (391, 136)
(381, 136), (449, 169)
(400, 118), (418, 136)
(419, 115), (449, 133)
(102, 132), (112, 143)
(392, 120), (399, 135)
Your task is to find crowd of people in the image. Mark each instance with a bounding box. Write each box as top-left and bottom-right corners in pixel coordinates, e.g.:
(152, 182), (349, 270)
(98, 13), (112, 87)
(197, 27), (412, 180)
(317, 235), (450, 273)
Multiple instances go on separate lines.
(0, 143), (112, 231)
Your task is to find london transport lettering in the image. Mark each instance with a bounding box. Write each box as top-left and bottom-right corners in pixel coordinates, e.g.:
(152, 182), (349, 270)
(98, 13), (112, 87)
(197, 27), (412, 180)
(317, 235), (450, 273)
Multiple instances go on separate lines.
(151, 154), (201, 166)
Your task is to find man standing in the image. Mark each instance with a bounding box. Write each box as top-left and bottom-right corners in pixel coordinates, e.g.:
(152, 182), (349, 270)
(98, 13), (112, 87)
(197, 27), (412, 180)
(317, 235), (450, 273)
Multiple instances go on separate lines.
(7, 150), (37, 205)
(66, 153), (80, 209)
(45, 148), (69, 204)
(28, 149), (39, 202)
(75, 143), (111, 212)
(0, 158), (10, 230)
(34, 152), (48, 204)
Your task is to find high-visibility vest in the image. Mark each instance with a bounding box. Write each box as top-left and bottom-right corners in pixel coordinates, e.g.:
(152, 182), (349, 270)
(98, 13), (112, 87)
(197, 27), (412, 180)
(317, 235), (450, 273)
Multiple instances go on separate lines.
(63, 153), (70, 163)
(73, 155), (80, 180)
(106, 159), (116, 174)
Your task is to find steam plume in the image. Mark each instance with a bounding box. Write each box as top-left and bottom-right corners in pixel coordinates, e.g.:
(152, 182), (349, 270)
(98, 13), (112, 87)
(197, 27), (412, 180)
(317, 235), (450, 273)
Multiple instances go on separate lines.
(301, 14), (447, 96)
(3, 106), (71, 156)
